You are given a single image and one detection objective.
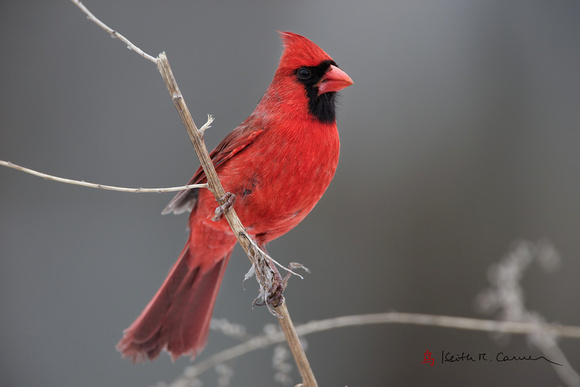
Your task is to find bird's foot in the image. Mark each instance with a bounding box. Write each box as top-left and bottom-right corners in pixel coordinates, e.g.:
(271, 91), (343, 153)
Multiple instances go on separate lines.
(252, 260), (287, 310)
(267, 263), (310, 308)
(212, 192), (236, 221)
(267, 269), (287, 308)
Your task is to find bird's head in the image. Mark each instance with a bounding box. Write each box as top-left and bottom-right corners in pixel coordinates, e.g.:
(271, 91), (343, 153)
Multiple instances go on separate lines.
(264, 32), (353, 124)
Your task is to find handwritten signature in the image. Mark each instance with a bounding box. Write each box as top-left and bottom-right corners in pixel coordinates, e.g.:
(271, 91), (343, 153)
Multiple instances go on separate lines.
(440, 350), (562, 366)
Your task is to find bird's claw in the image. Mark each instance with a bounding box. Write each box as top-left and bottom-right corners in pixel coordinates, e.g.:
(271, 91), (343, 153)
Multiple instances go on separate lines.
(268, 272), (287, 308)
(253, 265), (287, 309)
(212, 192), (236, 221)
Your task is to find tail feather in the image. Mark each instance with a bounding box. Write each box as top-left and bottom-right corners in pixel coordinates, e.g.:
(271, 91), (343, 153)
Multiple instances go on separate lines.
(117, 244), (231, 362)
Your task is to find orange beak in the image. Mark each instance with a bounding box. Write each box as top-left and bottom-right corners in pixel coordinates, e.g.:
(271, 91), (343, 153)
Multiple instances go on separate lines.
(317, 65), (353, 95)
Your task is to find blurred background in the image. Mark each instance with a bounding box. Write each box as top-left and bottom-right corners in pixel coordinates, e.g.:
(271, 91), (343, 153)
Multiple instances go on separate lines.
(1, 1), (580, 386)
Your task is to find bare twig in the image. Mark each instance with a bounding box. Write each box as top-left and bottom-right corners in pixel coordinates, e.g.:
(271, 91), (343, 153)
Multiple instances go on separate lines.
(69, 2), (317, 385)
(156, 54), (318, 386)
(170, 311), (580, 385)
(70, 0), (157, 63)
(0, 116), (213, 193)
(276, 302), (315, 387)
(0, 160), (207, 193)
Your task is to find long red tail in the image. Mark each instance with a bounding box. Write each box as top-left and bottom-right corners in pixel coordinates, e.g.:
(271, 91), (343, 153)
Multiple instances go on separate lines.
(117, 244), (231, 362)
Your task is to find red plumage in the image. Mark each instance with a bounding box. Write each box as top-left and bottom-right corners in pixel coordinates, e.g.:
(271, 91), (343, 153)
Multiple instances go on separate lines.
(117, 32), (353, 362)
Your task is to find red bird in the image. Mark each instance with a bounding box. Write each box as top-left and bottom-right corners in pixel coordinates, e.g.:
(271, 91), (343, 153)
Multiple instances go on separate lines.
(117, 32), (353, 362)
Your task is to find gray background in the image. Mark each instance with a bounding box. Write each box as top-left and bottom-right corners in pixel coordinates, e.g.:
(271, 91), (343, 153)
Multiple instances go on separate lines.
(1, 1), (580, 386)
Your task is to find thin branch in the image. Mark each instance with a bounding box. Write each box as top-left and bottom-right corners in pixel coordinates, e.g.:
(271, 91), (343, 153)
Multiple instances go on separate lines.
(156, 54), (319, 386)
(70, 0), (157, 63)
(0, 116), (214, 193)
(69, 2), (318, 385)
(0, 160), (206, 193)
(276, 302), (314, 387)
(171, 311), (580, 385)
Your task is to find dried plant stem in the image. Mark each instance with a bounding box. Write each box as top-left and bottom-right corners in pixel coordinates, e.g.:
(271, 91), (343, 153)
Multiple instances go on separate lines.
(276, 302), (316, 387)
(70, 0), (157, 63)
(0, 160), (206, 193)
(156, 54), (318, 386)
(171, 311), (580, 385)
(68, 1), (317, 384)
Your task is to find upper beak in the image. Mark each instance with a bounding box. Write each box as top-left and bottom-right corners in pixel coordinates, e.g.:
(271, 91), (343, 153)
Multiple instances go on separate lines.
(317, 65), (353, 95)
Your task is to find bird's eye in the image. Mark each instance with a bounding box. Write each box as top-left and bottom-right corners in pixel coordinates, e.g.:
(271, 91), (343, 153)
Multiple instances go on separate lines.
(297, 68), (311, 80)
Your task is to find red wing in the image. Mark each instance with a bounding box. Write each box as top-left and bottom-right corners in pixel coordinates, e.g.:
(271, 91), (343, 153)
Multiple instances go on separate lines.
(162, 117), (265, 215)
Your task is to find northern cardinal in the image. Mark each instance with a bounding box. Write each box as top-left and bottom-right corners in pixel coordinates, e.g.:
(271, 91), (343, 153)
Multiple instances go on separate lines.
(117, 32), (353, 362)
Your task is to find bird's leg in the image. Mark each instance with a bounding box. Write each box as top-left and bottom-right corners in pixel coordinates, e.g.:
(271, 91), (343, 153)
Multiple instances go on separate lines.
(212, 192), (236, 221)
